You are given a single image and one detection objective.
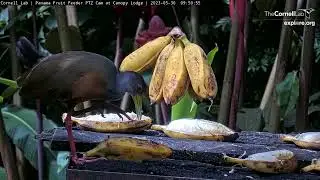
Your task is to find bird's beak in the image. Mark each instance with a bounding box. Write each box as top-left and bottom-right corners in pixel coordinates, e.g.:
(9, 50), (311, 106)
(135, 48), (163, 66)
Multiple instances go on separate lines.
(132, 95), (143, 120)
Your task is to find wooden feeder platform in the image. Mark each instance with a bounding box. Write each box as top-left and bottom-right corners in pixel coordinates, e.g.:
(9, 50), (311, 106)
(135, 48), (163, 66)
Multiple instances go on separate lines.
(40, 128), (320, 180)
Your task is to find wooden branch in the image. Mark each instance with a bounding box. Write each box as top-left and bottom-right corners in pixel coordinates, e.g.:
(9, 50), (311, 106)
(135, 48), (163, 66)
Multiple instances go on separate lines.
(260, 54), (278, 110)
(114, 16), (124, 69)
(190, 6), (199, 44)
(268, 0), (297, 133)
(295, 0), (316, 131)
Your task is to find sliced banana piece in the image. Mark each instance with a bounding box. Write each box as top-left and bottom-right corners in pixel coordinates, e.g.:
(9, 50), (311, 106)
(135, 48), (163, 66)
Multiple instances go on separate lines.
(224, 150), (297, 174)
(302, 158), (320, 172)
(280, 132), (320, 150)
(151, 118), (239, 141)
(62, 112), (152, 133)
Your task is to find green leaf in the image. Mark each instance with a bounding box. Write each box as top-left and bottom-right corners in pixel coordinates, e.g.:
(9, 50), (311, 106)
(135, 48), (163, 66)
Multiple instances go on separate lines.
(1, 86), (18, 99)
(308, 105), (320, 115)
(276, 71), (299, 118)
(0, 8), (8, 35)
(0, 167), (7, 180)
(1, 106), (68, 180)
(0, 77), (17, 88)
(309, 91), (320, 103)
(171, 92), (197, 120)
(207, 45), (219, 65)
(44, 15), (57, 30)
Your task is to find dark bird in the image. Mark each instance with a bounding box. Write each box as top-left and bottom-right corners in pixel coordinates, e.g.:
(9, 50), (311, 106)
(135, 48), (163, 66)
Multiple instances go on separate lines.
(17, 41), (147, 164)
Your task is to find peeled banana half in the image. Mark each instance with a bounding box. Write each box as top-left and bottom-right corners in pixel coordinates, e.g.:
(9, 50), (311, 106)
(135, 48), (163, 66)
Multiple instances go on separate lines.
(119, 35), (172, 73)
(84, 137), (173, 161)
(280, 132), (320, 150)
(62, 112), (152, 133)
(151, 118), (239, 141)
(224, 150), (297, 174)
(302, 158), (320, 172)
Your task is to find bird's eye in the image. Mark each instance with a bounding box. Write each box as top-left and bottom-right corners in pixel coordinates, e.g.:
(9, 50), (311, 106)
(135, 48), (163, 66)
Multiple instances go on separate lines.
(137, 85), (143, 94)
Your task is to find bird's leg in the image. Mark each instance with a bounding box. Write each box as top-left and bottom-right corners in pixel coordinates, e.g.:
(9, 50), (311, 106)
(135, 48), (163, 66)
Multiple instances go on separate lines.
(65, 111), (103, 165)
(64, 112), (78, 164)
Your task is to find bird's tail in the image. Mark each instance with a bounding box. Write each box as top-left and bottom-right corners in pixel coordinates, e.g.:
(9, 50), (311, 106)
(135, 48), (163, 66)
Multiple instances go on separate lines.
(16, 36), (44, 69)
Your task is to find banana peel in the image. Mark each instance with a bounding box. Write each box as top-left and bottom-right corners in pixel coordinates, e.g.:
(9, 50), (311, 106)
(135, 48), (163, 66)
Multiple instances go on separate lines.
(151, 118), (239, 141)
(224, 150), (297, 174)
(62, 112), (152, 133)
(280, 132), (320, 150)
(302, 158), (320, 172)
(84, 137), (172, 161)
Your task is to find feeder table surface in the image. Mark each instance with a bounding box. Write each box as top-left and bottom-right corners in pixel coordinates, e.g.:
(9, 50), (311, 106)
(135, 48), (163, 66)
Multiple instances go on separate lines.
(40, 128), (320, 180)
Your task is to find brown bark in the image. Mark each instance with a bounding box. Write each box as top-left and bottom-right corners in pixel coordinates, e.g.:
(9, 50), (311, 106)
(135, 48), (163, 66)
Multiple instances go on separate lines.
(238, 1), (250, 108)
(295, 0), (316, 131)
(217, 7), (239, 126)
(268, 0), (296, 133)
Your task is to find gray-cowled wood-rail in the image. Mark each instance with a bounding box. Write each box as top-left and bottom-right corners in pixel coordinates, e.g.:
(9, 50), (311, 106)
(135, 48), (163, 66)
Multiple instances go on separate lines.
(17, 49), (147, 164)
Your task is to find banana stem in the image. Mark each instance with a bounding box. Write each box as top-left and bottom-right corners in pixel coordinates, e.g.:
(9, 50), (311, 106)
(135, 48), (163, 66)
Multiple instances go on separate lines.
(223, 155), (246, 165)
(151, 124), (167, 131)
(280, 135), (296, 142)
(179, 35), (191, 47)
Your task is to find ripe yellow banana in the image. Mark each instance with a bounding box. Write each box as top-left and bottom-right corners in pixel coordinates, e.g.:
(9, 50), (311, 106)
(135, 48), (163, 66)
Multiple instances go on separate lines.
(119, 36), (172, 73)
(203, 61), (218, 98)
(84, 137), (173, 161)
(184, 41), (218, 99)
(162, 39), (189, 105)
(149, 39), (175, 103)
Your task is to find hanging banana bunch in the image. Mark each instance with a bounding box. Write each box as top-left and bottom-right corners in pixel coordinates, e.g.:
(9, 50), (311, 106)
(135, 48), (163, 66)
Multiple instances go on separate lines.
(120, 27), (218, 105)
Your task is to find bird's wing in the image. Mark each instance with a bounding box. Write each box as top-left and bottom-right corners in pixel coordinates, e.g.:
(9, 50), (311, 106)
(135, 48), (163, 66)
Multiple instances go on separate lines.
(19, 51), (118, 100)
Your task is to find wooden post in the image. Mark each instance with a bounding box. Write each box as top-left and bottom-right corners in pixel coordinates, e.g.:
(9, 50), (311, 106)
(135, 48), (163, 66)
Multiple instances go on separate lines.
(268, 0), (297, 133)
(295, 0), (316, 131)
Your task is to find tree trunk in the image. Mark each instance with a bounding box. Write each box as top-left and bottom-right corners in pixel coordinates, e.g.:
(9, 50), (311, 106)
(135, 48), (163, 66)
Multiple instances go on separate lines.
(228, 0), (247, 130)
(238, 0), (251, 108)
(295, 0), (316, 131)
(217, 2), (239, 126)
(268, 0), (296, 133)
(54, 7), (74, 51)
